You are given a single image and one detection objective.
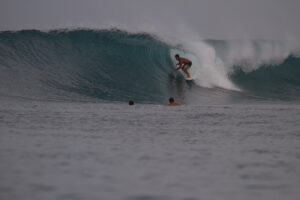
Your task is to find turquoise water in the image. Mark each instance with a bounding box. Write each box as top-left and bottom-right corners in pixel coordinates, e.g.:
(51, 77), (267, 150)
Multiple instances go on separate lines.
(1, 29), (300, 103)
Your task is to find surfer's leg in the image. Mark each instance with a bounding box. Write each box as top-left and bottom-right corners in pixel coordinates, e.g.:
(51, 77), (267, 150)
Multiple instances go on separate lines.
(182, 64), (191, 78)
(183, 68), (191, 78)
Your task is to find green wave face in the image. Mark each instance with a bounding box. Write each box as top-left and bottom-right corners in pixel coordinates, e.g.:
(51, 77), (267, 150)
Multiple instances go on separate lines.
(0, 29), (300, 103)
(0, 29), (175, 103)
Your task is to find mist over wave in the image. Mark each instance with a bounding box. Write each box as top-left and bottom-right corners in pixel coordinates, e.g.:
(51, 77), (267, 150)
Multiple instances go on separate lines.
(0, 28), (300, 103)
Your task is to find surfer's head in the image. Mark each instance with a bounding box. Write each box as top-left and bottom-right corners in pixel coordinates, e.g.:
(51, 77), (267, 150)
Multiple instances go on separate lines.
(129, 100), (134, 105)
(175, 54), (179, 60)
(169, 97), (175, 103)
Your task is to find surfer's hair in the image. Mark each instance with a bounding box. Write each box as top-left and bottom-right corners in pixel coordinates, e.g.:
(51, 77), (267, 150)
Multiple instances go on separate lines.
(129, 100), (134, 105)
(175, 54), (179, 58)
(169, 97), (175, 103)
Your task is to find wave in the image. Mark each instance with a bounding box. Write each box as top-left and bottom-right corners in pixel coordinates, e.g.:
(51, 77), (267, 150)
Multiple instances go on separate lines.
(231, 56), (300, 100)
(0, 29), (174, 103)
(0, 29), (299, 103)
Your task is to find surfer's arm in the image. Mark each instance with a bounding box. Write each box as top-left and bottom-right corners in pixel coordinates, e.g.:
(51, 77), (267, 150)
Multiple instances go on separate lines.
(175, 66), (181, 71)
(174, 62), (182, 70)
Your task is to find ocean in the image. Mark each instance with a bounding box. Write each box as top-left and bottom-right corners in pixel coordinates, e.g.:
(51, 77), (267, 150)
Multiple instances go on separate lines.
(0, 29), (300, 200)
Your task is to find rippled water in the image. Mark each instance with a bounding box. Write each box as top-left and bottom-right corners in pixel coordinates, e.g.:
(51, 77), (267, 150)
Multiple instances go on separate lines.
(0, 98), (300, 200)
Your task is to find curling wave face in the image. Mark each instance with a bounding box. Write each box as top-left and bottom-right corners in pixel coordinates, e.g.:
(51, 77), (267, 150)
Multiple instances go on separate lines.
(0, 29), (300, 103)
(0, 29), (174, 103)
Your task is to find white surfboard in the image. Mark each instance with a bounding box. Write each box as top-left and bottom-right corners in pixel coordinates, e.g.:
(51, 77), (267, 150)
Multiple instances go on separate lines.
(185, 77), (194, 81)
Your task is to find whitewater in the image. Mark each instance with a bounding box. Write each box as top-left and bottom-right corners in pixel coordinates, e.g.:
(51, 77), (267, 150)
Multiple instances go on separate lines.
(0, 29), (300, 200)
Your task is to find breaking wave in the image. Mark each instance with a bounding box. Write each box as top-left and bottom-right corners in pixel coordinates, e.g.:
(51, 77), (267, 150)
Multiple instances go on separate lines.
(0, 29), (299, 103)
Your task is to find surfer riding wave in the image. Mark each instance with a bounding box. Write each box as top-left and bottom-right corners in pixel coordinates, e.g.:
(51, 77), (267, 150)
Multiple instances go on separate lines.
(174, 54), (192, 79)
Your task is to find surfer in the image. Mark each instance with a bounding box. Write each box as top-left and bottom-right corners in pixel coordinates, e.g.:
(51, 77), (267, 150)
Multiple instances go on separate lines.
(165, 97), (180, 106)
(174, 54), (192, 78)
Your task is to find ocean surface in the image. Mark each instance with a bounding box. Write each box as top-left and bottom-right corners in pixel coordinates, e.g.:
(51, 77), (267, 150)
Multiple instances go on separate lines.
(0, 29), (300, 200)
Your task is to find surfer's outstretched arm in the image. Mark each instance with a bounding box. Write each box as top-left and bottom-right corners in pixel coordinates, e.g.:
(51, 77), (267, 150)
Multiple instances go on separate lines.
(175, 66), (181, 71)
(175, 63), (182, 71)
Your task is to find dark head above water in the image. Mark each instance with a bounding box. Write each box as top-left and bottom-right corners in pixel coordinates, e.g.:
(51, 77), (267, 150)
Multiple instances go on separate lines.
(169, 97), (175, 103)
(129, 100), (134, 105)
(166, 97), (180, 106)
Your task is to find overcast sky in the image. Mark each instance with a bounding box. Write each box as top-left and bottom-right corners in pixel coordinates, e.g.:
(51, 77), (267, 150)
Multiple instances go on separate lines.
(1, 0), (300, 39)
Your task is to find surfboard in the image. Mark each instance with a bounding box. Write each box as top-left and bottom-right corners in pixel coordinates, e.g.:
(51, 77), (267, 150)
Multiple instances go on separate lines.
(185, 77), (194, 81)
(185, 77), (194, 88)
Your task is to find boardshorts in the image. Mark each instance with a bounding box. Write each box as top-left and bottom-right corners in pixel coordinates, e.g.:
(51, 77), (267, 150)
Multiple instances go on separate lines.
(182, 62), (192, 70)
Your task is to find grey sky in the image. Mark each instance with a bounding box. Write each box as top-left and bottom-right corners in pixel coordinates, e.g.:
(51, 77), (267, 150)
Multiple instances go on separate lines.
(0, 0), (300, 39)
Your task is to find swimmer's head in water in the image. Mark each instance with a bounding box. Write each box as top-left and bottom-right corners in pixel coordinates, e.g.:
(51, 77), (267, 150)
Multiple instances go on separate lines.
(169, 97), (175, 103)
